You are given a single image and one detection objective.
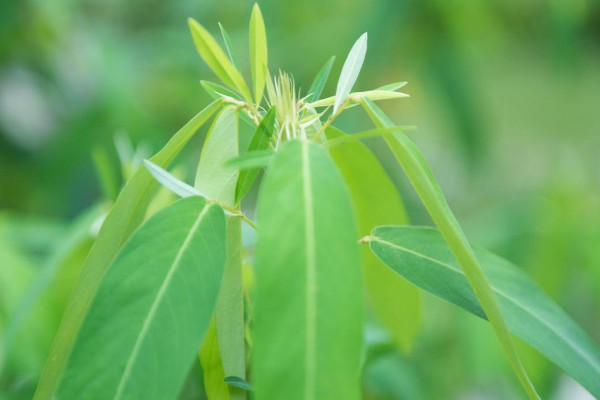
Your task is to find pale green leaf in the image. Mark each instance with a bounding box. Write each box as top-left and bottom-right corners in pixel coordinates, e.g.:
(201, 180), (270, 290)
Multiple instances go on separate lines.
(369, 226), (600, 398)
(144, 160), (205, 199)
(219, 22), (240, 71)
(226, 150), (273, 171)
(306, 56), (335, 103)
(377, 81), (408, 91)
(249, 3), (268, 105)
(327, 126), (420, 351)
(189, 18), (253, 104)
(234, 107), (276, 203)
(56, 196), (226, 400)
(362, 98), (539, 400)
(311, 89), (408, 108)
(334, 33), (367, 112)
(324, 126), (415, 148)
(200, 319), (232, 400)
(34, 100), (222, 400)
(201, 80), (243, 101)
(253, 140), (363, 400)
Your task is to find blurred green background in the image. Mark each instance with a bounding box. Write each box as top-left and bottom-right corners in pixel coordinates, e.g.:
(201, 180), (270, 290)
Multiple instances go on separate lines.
(1, 0), (599, 399)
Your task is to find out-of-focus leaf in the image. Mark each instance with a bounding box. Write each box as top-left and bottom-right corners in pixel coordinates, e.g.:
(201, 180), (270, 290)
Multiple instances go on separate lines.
(369, 225), (600, 399)
(91, 146), (120, 201)
(189, 19), (252, 104)
(327, 127), (420, 351)
(33, 100), (222, 400)
(200, 319), (231, 400)
(334, 33), (367, 112)
(219, 22), (240, 71)
(324, 126), (414, 148)
(249, 4), (268, 105)
(306, 56), (335, 103)
(253, 140), (363, 400)
(224, 376), (252, 391)
(377, 81), (408, 91)
(234, 107), (276, 203)
(362, 98), (539, 400)
(201, 80), (243, 101)
(226, 151), (273, 171)
(56, 197), (226, 400)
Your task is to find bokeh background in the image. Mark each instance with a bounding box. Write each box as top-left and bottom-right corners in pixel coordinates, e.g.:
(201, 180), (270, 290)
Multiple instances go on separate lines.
(1, 0), (599, 399)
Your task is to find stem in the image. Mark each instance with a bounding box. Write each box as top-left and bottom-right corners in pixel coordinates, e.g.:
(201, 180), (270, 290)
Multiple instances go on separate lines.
(312, 98), (351, 142)
(217, 202), (257, 230)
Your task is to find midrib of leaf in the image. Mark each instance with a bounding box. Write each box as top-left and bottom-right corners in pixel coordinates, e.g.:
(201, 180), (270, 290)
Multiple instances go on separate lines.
(370, 234), (600, 374)
(301, 142), (316, 400)
(113, 203), (213, 400)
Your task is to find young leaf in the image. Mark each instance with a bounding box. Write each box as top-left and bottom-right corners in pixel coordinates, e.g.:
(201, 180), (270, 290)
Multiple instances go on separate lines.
(219, 22), (240, 70)
(201, 80), (243, 101)
(144, 160), (205, 199)
(34, 100), (222, 400)
(234, 107), (276, 203)
(253, 140), (363, 400)
(306, 56), (335, 103)
(226, 150), (273, 171)
(377, 81), (408, 91)
(327, 127), (420, 351)
(311, 89), (408, 108)
(362, 98), (540, 400)
(56, 196), (226, 400)
(334, 33), (367, 112)
(225, 376), (252, 391)
(188, 18), (253, 104)
(249, 3), (268, 105)
(369, 226), (600, 398)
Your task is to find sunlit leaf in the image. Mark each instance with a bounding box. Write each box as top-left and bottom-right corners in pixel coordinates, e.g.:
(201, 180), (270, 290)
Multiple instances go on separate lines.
(56, 197), (226, 400)
(144, 160), (205, 199)
(327, 127), (420, 351)
(34, 100), (222, 400)
(369, 225), (600, 399)
(249, 3), (268, 105)
(306, 56), (335, 103)
(219, 22), (240, 70)
(362, 98), (539, 400)
(201, 80), (243, 101)
(334, 33), (367, 112)
(311, 89), (408, 108)
(189, 18), (253, 104)
(253, 140), (363, 400)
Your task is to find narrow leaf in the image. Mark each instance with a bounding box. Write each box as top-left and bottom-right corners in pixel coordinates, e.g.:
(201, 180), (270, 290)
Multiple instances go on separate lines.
(56, 197), (226, 400)
(306, 56), (335, 103)
(201, 80), (243, 101)
(369, 226), (600, 398)
(225, 376), (252, 391)
(189, 18), (252, 103)
(249, 3), (268, 105)
(362, 98), (539, 400)
(311, 89), (408, 108)
(226, 150), (274, 171)
(324, 126), (415, 148)
(327, 127), (420, 351)
(253, 140), (363, 400)
(334, 33), (367, 112)
(34, 100), (222, 400)
(144, 160), (205, 199)
(234, 107), (276, 203)
(219, 22), (240, 70)
(377, 81), (408, 91)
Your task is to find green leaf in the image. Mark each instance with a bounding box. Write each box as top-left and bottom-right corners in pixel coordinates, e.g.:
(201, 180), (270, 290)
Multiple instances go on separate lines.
(369, 226), (600, 398)
(326, 127), (420, 351)
(362, 98), (539, 400)
(144, 160), (205, 199)
(334, 33), (367, 112)
(226, 150), (273, 171)
(249, 3), (268, 105)
(306, 56), (335, 103)
(311, 89), (408, 108)
(324, 126), (415, 148)
(224, 376), (252, 391)
(253, 140), (363, 400)
(201, 80), (243, 101)
(234, 107), (276, 203)
(200, 319), (232, 400)
(377, 81), (408, 91)
(219, 22), (240, 71)
(189, 18), (253, 104)
(34, 100), (222, 400)
(56, 196), (226, 400)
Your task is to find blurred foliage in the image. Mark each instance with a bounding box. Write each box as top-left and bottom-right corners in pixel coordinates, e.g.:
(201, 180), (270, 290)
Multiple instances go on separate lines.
(1, 0), (599, 399)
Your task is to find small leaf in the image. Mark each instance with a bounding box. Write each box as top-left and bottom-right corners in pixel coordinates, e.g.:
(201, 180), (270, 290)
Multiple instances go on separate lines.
(201, 80), (243, 101)
(224, 376), (253, 391)
(144, 160), (205, 199)
(311, 89), (408, 108)
(218, 22), (240, 70)
(306, 56), (335, 103)
(188, 18), (252, 103)
(226, 150), (274, 171)
(377, 81), (408, 91)
(369, 226), (600, 399)
(56, 197), (226, 400)
(253, 140), (363, 400)
(334, 33), (367, 112)
(249, 3), (268, 105)
(234, 107), (276, 203)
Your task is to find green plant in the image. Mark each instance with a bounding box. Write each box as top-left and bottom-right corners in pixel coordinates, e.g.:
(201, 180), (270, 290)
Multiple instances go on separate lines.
(32, 4), (600, 400)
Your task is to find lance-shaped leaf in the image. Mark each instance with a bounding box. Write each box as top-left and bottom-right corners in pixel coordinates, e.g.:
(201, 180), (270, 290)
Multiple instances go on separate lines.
(311, 89), (408, 108)
(201, 80), (243, 101)
(369, 225), (600, 398)
(34, 100), (222, 400)
(189, 18), (253, 104)
(327, 127), (421, 351)
(249, 3), (268, 105)
(306, 56), (335, 103)
(219, 22), (240, 70)
(362, 98), (539, 399)
(55, 196), (226, 400)
(234, 107), (276, 203)
(253, 140), (363, 400)
(334, 33), (367, 112)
